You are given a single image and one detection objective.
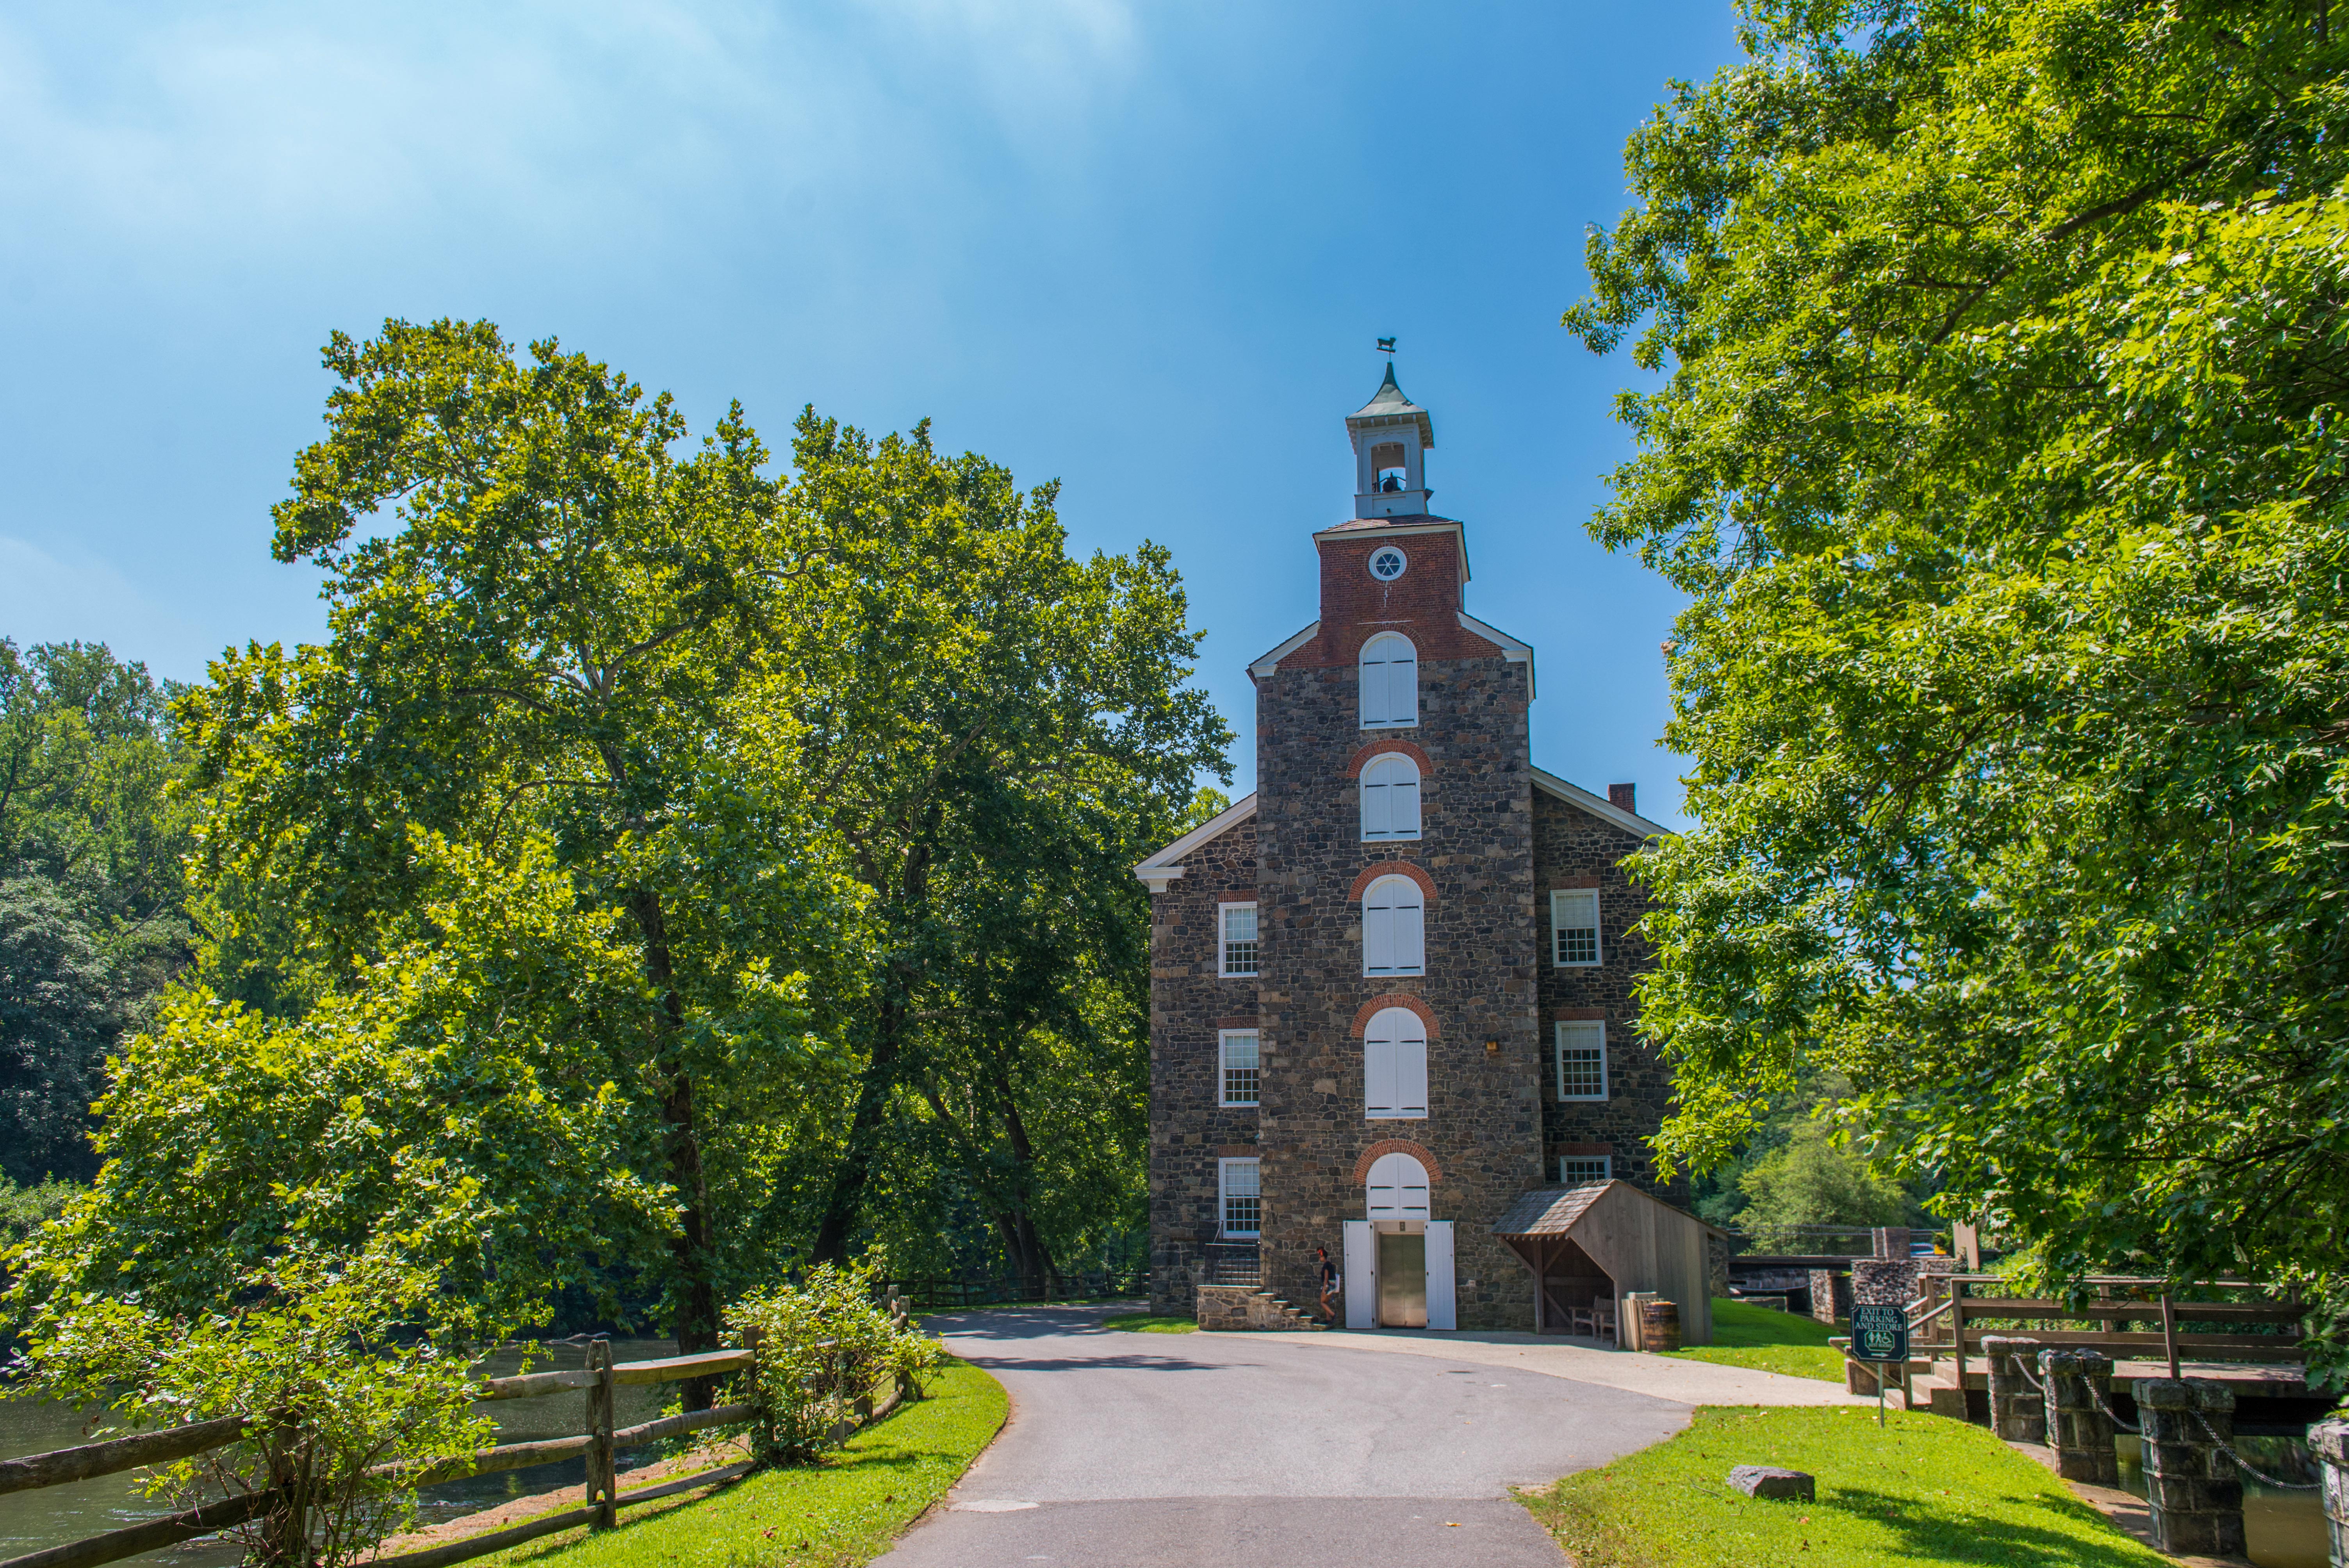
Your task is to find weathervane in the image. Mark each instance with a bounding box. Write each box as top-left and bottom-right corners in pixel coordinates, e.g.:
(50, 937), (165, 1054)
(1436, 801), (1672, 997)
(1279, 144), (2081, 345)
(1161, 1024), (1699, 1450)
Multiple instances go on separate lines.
(1376, 337), (1397, 356)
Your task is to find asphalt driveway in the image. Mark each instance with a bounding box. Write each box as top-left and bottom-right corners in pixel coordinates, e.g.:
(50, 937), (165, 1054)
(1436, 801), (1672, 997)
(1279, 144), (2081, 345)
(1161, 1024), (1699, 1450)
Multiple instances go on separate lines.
(875, 1304), (1693, 1568)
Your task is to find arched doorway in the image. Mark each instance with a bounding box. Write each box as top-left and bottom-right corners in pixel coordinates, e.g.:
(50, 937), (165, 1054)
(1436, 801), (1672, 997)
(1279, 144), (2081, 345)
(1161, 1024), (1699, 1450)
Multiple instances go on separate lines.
(1343, 1153), (1455, 1330)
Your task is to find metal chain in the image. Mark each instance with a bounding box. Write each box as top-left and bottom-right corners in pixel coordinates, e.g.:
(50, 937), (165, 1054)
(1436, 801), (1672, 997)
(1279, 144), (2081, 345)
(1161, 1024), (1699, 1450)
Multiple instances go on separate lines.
(2081, 1377), (2142, 1435)
(2191, 1410), (2322, 1491)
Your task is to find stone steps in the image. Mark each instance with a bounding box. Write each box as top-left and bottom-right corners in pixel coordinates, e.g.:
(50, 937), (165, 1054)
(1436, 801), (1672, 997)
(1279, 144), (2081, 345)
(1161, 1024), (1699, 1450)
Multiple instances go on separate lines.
(1196, 1283), (1328, 1331)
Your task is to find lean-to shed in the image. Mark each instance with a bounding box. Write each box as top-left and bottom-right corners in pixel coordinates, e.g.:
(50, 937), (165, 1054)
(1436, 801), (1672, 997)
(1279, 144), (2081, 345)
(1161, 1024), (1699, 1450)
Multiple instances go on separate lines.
(1491, 1180), (1722, 1344)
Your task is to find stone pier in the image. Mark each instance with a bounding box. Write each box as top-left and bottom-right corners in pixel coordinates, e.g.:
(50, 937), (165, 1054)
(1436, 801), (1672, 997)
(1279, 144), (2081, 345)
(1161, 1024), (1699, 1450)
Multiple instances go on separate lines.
(2136, 1377), (2246, 1559)
(1979, 1334), (2044, 1444)
(2307, 1416), (2347, 1568)
(2037, 1348), (2119, 1485)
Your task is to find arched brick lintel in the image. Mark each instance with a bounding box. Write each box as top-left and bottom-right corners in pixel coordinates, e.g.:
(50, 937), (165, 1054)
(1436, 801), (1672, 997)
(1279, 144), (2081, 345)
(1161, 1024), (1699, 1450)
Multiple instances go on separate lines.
(1348, 860), (1438, 903)
(1351, 1138), (1444, 1185)
(1349, 994), (1440, 1039)
(1346, 738), (1434, 779)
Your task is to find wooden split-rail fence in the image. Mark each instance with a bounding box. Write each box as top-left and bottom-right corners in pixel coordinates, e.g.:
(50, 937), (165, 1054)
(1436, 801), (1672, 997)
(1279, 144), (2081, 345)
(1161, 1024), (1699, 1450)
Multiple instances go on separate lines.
(0, 1341), (805, 1568)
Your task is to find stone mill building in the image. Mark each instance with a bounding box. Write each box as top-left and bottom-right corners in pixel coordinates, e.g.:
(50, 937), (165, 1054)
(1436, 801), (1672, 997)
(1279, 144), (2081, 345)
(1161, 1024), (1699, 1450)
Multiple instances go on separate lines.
(1135, 364), (1716, 1338)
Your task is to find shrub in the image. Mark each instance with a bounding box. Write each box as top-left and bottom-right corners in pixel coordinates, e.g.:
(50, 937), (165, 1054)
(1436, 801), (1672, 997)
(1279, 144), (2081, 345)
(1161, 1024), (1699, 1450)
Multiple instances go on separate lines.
(725, 1262), (941, 1465)
(7, 1256), (491, 1568)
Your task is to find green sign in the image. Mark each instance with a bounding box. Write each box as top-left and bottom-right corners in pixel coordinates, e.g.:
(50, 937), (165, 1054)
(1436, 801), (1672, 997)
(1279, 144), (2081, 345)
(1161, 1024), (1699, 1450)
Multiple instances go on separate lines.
(1850, 1303), (1910, 1364)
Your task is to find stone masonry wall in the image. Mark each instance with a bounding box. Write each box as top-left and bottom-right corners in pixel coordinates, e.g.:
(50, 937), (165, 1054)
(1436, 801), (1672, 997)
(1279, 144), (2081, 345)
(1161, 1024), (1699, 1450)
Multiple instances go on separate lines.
(1146, 813), (1260, 1315)
(1252, 522), (1545, 1332)
(1533, 791), (1682, 1203)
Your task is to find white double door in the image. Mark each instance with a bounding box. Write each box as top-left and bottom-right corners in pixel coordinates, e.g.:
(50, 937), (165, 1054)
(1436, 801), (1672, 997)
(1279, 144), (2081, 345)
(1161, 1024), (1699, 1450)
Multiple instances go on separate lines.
(1342, 1219), (1455, 1331)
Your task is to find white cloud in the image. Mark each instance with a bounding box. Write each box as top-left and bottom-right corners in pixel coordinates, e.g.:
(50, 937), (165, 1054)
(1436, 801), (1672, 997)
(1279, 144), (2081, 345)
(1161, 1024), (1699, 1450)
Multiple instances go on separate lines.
(0, 0), (1141, 266)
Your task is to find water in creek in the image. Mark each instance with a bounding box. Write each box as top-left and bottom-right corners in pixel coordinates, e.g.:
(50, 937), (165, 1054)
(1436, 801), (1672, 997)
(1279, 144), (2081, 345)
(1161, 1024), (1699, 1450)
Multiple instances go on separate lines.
(0, 1338), (686, 1568)
(2113, 1433), (2328, 1568)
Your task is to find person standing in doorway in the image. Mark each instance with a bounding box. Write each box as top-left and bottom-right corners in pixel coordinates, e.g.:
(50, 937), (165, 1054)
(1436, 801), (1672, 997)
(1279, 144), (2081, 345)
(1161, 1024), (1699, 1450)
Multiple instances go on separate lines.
(1317, 1246), (1339, 1323)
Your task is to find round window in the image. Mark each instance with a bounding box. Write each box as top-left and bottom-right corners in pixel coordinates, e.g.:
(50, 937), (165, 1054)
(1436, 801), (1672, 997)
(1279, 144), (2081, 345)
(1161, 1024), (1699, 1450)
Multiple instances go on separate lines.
(1367, 546), (1408, 583)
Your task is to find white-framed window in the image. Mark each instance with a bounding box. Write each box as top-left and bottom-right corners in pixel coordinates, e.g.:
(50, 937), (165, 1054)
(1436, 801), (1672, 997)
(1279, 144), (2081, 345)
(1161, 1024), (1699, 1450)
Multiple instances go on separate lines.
(1362, 874), (1426, 976)
(1365, 1151), (1431, 1221)
(1561, 1155), (1613, 1185)
(1358, 632), (1419, 729)
(1360, 752), (1422, 841)
(1219, 1157), (1261, 1237)
(1551, 888), (1601, 968)
(1219, 1030), (1260, 1108)
(1220, 902), (1259, 977)
(1557, 1020), (1608, 1101)
(1362, 1007), (1428, 1120)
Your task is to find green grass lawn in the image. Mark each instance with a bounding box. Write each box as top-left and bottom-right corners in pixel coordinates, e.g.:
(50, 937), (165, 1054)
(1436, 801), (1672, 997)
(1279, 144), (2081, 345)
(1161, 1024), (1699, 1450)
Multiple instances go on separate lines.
(1661, 1298), (1847, 1382)
(482, 1357), (1007, 1568)
(1522, 1405), (2168, 1568)
(1098, 1312), (1196, 1333)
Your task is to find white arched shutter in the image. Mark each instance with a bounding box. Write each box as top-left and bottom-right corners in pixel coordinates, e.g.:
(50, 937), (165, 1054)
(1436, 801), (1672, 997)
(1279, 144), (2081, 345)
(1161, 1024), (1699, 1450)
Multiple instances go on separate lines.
(1363, 876), (1426, 977)
(1361, 754), (1421, 841)
(1365, 1007), (1427, 1119)
(1365, 1152), (1430, 1220)
(1359, 634), (1419, 728)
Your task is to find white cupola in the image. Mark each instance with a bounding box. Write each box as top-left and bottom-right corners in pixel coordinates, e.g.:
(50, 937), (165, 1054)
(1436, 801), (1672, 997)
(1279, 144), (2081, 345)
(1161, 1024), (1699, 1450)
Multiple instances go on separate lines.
(1347, 362), (1435, 519)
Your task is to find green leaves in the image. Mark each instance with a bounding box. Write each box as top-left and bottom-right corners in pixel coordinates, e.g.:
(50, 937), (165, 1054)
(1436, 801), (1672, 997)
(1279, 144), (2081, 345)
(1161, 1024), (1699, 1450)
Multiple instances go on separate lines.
(10, 836), (673, 1342)
(1575, 0), (2349, 1380)
(724, 1262), (941, 1465)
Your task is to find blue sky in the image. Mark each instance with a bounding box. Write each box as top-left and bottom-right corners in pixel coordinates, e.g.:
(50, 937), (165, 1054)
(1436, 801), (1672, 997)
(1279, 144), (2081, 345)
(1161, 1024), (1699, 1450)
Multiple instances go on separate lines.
(0, 2), (1741, 825)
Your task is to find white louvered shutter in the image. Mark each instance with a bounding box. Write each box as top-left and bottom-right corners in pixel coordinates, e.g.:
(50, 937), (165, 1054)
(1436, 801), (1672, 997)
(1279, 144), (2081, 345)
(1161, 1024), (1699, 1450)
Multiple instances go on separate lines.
(1362, 762), (1393, 838)
(1394, 884), (1425, 974)
(1397, 1030), (1428, 1117)
(1364, 885), (1396, 974)
(1360, 635), (1418, 728)
(1364, 1028), (1397, 1116)
(1362, 754), (1420, 840)
(1391, 759), (1421, 836)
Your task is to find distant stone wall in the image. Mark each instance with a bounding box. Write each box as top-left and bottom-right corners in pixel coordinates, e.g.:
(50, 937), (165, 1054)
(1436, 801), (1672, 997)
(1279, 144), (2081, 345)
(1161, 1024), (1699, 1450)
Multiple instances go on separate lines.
(1146, 813), (1260, 1315)
(1850, 1258), (1918, 1308)
(1532, 790), (1678, 1203)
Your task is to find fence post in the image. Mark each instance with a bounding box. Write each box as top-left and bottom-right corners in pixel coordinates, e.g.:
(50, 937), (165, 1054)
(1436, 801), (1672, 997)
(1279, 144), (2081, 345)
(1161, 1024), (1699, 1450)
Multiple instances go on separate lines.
(2137, 1377), (2245, 1559)
(2038, 1349), (2119, 1485)
(2305, 1416), (2347, 1568)
(586, 1338), (617, 1530)
(1980, 1335), (2044, 1443)
(262, 1408), (309, 1568)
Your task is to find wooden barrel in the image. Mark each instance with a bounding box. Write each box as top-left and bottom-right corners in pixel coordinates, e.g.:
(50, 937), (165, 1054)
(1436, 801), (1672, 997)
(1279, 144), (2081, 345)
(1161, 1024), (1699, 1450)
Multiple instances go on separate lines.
(1640, 1299), (1682, 1352)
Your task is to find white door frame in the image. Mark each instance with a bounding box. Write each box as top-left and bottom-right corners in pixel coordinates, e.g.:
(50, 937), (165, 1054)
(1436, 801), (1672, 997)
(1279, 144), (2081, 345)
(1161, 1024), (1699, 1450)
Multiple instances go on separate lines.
(1342, 1221), (1376, 1329)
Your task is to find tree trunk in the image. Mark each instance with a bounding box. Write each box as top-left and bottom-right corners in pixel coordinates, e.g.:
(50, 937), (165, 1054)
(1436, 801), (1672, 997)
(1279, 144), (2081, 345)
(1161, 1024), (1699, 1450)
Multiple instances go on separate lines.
(809, 996), (900, 1263)
(812, 847), (932, 1263)
(629, 889), (720, 1410)
(996, 1094), (1059, 1294)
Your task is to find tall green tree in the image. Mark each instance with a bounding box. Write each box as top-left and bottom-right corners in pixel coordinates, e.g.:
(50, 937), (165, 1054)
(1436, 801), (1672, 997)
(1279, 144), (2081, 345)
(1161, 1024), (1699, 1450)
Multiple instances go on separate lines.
(0, 640), (191, 1180)
(180, 321), (858, 1376)
(761, 412), (1229, 1272)
(10, 838), (675, 1343)
(1568, 0), (2349, 1374)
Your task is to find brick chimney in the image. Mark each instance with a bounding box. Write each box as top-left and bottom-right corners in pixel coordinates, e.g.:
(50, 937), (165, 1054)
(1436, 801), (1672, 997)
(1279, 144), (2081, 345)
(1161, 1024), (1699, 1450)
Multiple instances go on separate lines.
(1608, 782), (1636, 813)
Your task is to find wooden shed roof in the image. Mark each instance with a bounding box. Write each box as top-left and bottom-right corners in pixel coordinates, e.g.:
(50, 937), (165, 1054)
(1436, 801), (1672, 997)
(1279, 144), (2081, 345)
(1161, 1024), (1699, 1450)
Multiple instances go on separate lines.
(1490, 1179), (1730, 1240)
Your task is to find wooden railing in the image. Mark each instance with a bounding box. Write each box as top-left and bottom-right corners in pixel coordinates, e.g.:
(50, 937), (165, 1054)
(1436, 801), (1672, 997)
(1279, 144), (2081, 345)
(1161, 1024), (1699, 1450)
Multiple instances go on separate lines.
(1943, 1274), (2305, 1388)
(0, 1343), (767, 1568)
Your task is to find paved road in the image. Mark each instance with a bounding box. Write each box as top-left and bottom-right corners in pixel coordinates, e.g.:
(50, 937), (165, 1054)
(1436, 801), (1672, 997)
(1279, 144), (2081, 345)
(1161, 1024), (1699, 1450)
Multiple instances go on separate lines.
(875, 1305), (1694, 1568)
